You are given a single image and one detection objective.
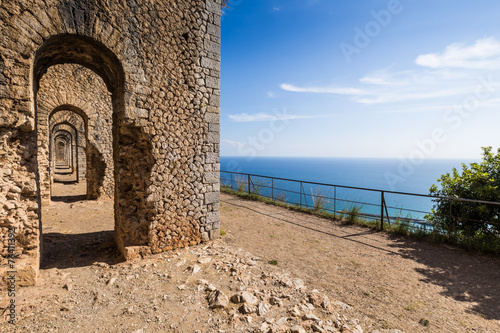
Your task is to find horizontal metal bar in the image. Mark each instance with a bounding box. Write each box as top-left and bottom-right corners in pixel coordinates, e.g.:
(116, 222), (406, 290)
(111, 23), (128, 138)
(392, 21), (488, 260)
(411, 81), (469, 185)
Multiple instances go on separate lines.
(221, 171), (500, 206)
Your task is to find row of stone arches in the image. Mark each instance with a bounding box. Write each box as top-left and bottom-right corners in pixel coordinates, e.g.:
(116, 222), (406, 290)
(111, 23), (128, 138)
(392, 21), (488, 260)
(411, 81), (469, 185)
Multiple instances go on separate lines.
(1, 0), (222, 286)
(40, 67), (114, 201)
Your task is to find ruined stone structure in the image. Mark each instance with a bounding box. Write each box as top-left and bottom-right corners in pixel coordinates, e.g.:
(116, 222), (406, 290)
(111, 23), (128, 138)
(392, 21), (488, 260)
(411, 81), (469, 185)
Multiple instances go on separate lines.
(0, 0), (221, 285)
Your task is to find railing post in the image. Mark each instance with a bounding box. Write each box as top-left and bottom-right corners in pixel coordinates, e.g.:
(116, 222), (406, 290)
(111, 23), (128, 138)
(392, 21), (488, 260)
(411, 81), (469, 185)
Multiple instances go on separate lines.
(271, 178), (274, 200)
(231, 173), (233, 190)
(248, 174), (251, 194)
(380, 191), (385, 230)
(334, 186), (337, 216)
(300, 181), (303, 207)
(448, 200), (452, 236)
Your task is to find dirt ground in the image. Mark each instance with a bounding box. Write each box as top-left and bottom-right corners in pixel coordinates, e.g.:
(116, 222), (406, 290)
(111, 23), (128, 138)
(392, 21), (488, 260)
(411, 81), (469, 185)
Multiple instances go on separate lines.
(220, 193), (500, 332)
(1, 181), (499, 332)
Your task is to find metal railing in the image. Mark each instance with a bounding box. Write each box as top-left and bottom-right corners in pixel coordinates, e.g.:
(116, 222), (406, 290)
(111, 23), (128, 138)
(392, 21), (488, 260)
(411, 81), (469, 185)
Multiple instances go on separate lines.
(220, 170), (500, 234)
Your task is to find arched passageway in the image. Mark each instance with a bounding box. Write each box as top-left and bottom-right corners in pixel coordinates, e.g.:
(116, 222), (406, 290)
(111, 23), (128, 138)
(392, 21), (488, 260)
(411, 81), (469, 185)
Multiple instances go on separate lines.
(35, 37), (123, 268)
(0, 1), (221, 286)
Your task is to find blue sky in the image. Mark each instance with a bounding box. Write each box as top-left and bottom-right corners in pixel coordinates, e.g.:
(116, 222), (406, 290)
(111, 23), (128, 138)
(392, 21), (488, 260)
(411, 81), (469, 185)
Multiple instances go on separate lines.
(220, 0), (500, 159)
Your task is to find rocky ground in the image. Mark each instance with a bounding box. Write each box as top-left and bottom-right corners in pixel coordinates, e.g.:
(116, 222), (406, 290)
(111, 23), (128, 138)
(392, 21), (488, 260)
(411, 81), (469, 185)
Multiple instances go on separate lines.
(0, 181), (499, 332)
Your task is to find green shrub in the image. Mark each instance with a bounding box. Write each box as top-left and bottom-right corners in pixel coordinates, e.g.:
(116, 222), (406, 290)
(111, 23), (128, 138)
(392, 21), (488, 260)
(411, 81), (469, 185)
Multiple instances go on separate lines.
(428, 147), (500, 239)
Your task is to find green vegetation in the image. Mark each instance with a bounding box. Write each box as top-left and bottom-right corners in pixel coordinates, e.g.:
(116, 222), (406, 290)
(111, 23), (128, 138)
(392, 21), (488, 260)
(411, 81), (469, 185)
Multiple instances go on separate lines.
(427, 147), (500, 254)
(311, 187), (333, 213)
(268, 260), (279, 266)
(249, 177), (269, 196)
(419, 318), (430, 327)
(234, 175), (247, 193)
(342, 202), (363, 224)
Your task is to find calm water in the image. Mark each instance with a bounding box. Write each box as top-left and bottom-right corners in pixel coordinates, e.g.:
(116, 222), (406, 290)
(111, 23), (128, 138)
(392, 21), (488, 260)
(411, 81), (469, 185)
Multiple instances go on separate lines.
(220, 156), (479, 221)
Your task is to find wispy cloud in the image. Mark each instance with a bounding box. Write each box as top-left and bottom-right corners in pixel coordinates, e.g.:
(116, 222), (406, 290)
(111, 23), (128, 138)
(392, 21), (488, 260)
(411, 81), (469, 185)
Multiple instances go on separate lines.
(266, 91), (275, 98)
(280, 83), (369, 95)
(359, 67), (412, 86)
(280, 38), (500, 107)
(354, 87), (468, 104)
(221, 139), (244, 149)
(415, 37), (500, 69)
(228, 112), (333, 122)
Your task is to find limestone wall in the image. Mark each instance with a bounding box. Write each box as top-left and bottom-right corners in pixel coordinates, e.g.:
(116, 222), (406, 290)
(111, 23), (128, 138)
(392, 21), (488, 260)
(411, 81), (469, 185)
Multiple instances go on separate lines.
(0, 0), (221, 285)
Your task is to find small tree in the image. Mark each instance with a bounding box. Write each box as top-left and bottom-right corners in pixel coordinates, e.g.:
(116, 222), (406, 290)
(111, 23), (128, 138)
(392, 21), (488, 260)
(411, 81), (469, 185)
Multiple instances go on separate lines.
(428, 147), (500, 237)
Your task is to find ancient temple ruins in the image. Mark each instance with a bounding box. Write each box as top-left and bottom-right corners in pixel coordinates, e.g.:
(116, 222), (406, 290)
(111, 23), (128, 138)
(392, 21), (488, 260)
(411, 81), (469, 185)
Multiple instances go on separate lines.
(0, 0), (221, 285)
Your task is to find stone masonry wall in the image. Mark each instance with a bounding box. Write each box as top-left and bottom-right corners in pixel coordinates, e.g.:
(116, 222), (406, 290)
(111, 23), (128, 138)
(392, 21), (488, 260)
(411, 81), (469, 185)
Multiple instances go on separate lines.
(0, 0), (221, 285)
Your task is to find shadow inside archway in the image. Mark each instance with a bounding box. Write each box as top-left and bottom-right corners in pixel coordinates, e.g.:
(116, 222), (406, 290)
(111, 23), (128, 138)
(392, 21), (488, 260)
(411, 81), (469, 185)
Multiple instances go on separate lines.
(41, 230), (123, 269)
(50, 194), (88, 202)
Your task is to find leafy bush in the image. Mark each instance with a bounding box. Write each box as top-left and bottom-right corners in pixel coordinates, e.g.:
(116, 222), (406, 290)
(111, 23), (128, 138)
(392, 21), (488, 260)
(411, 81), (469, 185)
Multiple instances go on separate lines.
(428, 147), (500, 238)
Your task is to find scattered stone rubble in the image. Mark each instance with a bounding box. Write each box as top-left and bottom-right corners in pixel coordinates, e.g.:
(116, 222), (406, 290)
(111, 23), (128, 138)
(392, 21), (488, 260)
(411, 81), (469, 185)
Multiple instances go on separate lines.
(1, 240), (404, 332)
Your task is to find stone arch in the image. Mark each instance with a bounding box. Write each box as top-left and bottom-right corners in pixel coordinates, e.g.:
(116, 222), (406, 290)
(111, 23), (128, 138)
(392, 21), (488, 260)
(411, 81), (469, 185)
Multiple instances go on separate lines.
(49, 109), (87, 183)
(53, 131), (71, 166)
(51, 122), (80, 185)
(37, 64), (115, 200)
(52, 126), (75, 167)
(33, 33), (151, 266)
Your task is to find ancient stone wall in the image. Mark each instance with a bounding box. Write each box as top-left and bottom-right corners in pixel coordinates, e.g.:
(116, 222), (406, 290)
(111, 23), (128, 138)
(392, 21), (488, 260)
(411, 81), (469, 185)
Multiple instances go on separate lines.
(0, 0), (221, 285)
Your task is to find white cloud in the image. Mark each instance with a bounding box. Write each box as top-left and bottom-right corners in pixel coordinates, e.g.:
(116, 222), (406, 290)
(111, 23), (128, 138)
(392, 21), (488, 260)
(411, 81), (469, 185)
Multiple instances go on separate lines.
(359, 68), (412, 86)
(281, 70), (471, 105)
(280, 38), (500, 107)
(221, 139), (244, 149)
(415, 37), (500, 69)
(354, 87), (468, 104)
(280, 83), (369, 95)
(228, 112), (334, 122)
(266, 91), (275, 98)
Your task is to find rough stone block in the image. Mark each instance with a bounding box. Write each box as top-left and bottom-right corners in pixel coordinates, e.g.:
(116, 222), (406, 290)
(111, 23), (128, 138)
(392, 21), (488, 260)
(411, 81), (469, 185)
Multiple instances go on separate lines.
(206, 76), (219, 89)
(205, 191), (220, 205)
(205, 111), (219, 123)
(207, 131), (219, 143)
(201, 57), (219, 71)
(204, 171), (219, 184)
(206, 152), (218, 164)
(207, 210), (220, 224)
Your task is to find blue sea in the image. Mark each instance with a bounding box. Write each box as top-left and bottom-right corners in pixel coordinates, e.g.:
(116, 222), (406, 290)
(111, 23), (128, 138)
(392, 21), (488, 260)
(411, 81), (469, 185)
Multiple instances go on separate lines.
(220, 156), (479, 224)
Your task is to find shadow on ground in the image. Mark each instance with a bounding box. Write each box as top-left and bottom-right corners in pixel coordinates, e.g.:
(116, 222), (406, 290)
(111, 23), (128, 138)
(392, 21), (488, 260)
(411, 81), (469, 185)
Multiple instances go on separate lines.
(222, 196), (400, 255)
(52, 179), (79, 185)
(41, 230), (123, 270)
(387, 236), (500, 321)
(222, 195), (500, 322)
(50, 194), (88, 202)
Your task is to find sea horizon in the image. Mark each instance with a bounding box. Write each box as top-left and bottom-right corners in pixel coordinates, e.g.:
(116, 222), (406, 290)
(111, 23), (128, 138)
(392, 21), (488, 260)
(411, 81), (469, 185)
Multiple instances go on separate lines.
(220, 156), (481, 218)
